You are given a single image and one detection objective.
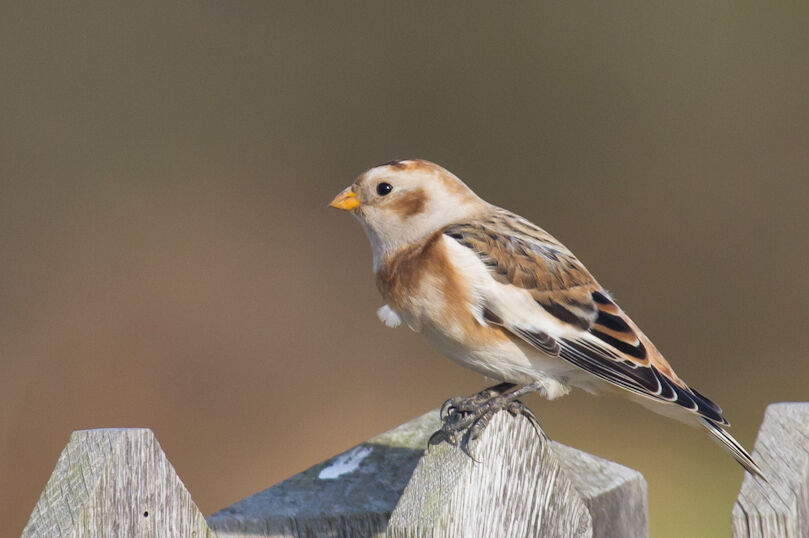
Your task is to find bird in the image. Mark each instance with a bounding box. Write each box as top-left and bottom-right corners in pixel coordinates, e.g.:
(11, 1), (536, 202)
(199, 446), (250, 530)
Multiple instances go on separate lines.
(329, 158), (763, 479)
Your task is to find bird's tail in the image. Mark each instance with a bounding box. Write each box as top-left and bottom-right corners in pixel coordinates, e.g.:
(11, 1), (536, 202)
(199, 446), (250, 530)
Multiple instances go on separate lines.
(698, 417), (766, 481)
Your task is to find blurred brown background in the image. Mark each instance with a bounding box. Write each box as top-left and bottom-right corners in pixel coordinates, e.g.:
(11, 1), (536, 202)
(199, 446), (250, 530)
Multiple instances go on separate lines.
(2, 2), (808, 536)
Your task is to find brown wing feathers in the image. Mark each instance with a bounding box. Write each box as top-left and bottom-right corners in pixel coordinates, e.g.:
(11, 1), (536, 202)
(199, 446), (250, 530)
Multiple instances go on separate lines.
(589, 293), (648, 361)
(445, 214), (598, 331)
(444, 210), (729, 426)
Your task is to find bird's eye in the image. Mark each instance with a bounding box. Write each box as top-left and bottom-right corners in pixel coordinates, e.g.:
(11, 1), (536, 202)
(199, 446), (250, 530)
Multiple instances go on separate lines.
(376, 182), (393, 196)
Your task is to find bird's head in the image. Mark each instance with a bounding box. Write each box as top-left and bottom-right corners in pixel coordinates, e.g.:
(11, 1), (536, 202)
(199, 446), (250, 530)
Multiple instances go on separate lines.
(330, 159), (486, 268)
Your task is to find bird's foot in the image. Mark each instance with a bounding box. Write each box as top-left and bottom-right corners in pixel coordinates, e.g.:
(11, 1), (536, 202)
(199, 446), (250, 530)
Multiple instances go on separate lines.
(429, 381), (546, 457)
(438, 382), (515, 421)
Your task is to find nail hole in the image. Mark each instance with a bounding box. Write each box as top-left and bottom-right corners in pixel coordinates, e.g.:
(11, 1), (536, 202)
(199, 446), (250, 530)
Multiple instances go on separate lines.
(143, 511), (149, 517)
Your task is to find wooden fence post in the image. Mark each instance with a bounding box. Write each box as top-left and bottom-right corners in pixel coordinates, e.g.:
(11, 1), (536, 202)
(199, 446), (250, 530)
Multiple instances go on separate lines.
(732, 402), (809, 537)
(387, 411), (647, 538)
(208, 409), (647, 537)
(22, 428), (212, 538)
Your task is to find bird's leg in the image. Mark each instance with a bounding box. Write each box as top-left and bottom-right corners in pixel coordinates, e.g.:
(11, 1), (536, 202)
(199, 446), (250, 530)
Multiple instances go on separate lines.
(430, 381), (546, 451)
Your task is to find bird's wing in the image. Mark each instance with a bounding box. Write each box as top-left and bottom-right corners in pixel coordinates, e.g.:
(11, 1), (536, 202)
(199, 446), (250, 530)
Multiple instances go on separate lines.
(443, 209), (727, 425)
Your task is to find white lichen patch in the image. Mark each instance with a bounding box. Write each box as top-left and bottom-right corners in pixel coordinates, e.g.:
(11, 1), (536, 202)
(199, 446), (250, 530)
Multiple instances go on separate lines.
(317, 445), (374, 480)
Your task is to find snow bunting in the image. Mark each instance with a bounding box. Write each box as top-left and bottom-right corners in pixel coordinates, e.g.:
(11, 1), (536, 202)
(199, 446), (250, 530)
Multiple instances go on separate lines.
(330, 158), (763, 478)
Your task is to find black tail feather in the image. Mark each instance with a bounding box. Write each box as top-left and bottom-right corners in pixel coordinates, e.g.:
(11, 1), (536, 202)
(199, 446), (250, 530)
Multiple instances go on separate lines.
(698, 417), (766, 481)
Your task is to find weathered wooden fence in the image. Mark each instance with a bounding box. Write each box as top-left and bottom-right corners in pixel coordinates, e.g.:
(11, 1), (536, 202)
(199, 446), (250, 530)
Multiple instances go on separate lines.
(21, 402), (806, 537)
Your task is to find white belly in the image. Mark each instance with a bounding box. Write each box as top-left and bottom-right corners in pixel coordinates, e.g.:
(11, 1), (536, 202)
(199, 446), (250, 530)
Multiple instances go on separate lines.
(419, 322), (578, 400)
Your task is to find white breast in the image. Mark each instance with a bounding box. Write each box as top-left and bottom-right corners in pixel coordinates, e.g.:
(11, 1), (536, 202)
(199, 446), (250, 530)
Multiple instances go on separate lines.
(402, 235), (583, 397)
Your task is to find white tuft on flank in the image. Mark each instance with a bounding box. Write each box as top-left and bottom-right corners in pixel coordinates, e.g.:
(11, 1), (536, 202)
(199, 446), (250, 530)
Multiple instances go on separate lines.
(377, 304), (403, 328)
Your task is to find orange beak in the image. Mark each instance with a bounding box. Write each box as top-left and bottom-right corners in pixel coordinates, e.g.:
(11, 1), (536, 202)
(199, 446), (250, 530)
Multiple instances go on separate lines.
(329, 187), (360, 211)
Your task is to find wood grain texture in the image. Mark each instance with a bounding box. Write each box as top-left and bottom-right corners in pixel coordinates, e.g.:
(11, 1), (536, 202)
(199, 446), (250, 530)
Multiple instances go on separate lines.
(387, 411), (647, 538)
(207, 410), (437, 538)
(732, 403), (809, 538)
(22, 428), (211, 538)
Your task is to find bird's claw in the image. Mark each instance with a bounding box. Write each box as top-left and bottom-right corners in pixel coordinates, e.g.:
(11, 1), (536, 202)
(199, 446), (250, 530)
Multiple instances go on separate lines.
(430, 384), (545, 459)
(505, 399), (546, 439)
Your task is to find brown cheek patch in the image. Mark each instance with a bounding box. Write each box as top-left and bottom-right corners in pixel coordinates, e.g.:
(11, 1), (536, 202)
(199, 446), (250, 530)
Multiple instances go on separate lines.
(392, 188), (427, 217)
